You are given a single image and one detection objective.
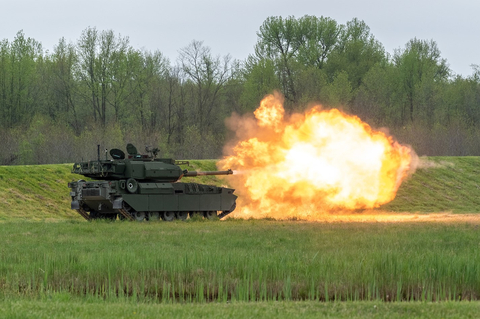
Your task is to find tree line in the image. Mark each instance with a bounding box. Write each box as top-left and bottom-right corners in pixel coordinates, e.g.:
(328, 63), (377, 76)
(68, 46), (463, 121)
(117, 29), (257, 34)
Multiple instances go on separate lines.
(1, 16), (479, 165)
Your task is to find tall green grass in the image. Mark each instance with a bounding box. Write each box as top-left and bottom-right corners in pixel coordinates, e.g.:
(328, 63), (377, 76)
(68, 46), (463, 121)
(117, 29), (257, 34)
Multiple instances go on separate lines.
(1, 220), (479, 302)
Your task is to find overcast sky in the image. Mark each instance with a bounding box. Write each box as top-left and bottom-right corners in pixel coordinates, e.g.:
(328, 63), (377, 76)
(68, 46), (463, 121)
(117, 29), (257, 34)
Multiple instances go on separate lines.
(1, 0), (479, 77)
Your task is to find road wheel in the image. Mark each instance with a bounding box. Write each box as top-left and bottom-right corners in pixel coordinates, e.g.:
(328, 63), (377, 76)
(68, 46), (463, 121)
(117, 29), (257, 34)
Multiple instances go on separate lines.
(148, 212), (160, 221)
(133, 211), (146, 221)
(176, 211), (188, 221)
(204, 211), (218, 220)
(161, 211), (175, 221)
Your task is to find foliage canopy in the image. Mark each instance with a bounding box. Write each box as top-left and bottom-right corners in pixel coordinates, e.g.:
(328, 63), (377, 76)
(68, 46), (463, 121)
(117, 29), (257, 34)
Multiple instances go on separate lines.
(1, 17), (479, 164)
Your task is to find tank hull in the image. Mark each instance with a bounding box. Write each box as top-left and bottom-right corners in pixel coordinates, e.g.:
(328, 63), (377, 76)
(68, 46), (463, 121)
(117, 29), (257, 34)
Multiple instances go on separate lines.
(69, 180), (237, 221)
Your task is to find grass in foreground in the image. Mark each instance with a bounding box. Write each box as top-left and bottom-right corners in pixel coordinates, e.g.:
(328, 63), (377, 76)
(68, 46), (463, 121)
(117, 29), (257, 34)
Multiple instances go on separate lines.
(1, 220), (479, 302)
(1, 299), (479, 319)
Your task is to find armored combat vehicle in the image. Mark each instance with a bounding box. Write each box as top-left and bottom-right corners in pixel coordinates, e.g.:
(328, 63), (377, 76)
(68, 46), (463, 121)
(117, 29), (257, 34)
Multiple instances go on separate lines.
(68, 144), (237, 221)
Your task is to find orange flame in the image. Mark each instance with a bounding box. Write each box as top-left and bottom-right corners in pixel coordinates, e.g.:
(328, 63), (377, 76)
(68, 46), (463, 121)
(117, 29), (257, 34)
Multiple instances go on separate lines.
(218, 93), (417, 219)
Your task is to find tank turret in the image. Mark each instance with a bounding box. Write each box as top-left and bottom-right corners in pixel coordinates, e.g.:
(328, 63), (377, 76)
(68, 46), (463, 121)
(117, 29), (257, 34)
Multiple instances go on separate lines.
(68, 144), (237, 222)
(72, 143), (233, 182)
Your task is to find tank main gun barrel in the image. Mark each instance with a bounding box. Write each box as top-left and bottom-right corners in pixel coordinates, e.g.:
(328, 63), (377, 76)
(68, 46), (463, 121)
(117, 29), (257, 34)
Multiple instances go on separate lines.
(183, 169), (233, 177)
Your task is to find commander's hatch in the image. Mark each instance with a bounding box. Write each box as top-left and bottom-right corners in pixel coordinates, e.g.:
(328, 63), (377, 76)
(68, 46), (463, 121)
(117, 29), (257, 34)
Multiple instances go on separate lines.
(110, 149), (125, 160)
(126, 143), (139, 158)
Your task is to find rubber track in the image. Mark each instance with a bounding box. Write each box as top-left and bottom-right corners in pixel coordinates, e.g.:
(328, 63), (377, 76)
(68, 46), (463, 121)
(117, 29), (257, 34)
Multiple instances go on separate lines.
(117, 208), (135, 221)
(76, 207), (91, 221)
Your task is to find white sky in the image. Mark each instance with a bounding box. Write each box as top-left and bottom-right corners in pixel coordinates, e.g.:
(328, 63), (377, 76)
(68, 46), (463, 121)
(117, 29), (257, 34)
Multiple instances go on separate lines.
(1, 0), (479, 77)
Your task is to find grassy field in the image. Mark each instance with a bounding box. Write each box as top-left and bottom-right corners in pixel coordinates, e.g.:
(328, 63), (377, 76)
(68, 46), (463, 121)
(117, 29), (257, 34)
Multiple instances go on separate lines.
(1, 299), (479, 319)
(1, 220), (479, 302)
(383, 156), (480, 213)
(0, 220), (480, 317)
(1, 157), (480, 317)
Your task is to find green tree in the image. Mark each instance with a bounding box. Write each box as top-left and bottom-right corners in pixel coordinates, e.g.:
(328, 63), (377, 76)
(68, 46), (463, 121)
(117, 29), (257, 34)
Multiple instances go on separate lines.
(241, 57), (279, 112)
(325, 18), (385, 91)
(76, 27), (130, 126)
(393, 38), (449, 124)
(354, 63), (402, 126)
(254, 16), (303, 103)
(440, 74), (480, 127)
(222, 60), (245, 115)
(295, 66), (328, 109)
(0, 38), (12, 127)
(296, 15), (342, 69)
(141, 50), (169, 132)
(50, 38), (81, 132)
(162, 65), (183, 146)
(123, 49), (168, 131)
(0, 31), (42, 128)
(108, 46), (135, 124)
(179, 40), (231, 135)
(252, 16), (382, 108)
(322, 71), (353, 109)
